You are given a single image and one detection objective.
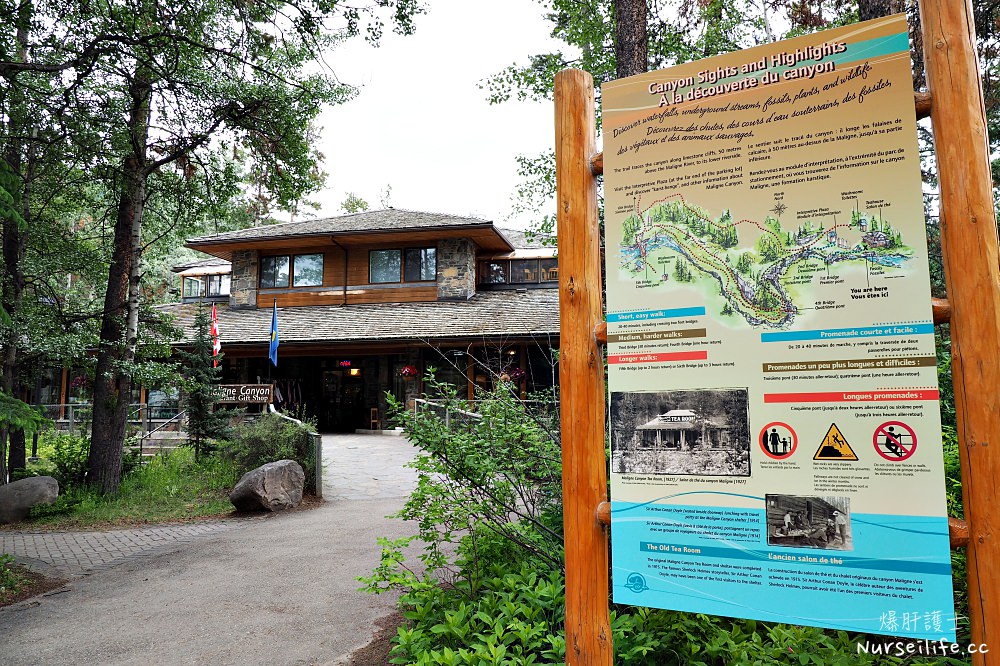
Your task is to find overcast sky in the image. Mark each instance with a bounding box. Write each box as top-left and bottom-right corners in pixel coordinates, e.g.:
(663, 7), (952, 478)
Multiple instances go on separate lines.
(312, 0), (564, 229)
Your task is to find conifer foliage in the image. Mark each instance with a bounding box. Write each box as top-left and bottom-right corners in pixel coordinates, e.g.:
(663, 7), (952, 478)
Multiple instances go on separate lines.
(176, 306), (234, 460)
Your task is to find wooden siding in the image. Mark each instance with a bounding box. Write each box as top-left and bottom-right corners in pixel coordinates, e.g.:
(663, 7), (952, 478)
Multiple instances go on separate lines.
(257, 241), (443, 307)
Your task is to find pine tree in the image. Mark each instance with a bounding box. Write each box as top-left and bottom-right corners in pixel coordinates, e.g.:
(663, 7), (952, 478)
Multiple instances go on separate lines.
(175, 306), (234, 460)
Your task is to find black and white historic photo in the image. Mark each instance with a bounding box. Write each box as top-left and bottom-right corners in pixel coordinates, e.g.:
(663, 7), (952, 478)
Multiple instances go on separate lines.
(610, 388), (751, 476)
(765, 494), (853, 551)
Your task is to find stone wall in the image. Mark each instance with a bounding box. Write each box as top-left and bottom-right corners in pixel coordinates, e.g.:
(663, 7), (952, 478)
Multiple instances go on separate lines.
(229, 249), (258, 309)
(436, 238), (475, 300)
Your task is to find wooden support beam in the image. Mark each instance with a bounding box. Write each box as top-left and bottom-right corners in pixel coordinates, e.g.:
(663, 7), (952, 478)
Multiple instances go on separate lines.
(950, 517), (970, 549)
(590, 151), (603, 177)
(915, 91), (932, 120)
(918, 0), (1000, 658)
(932, 297), (952, 325)
(555, 68), (614, 666)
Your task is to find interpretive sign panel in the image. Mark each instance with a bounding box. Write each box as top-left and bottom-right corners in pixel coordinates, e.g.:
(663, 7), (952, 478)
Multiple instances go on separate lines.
(601, 15), (955, 640)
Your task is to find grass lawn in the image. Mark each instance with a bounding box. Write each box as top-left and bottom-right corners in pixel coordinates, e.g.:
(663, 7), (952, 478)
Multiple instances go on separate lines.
(12, 447), (241, 531)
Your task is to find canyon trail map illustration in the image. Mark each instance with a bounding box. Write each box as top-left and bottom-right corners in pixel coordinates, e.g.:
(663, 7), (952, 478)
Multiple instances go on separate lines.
(619, 194), (912, 328)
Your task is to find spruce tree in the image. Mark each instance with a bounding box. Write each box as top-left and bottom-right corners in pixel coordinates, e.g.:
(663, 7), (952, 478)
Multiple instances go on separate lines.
(176, 306), (233, 460)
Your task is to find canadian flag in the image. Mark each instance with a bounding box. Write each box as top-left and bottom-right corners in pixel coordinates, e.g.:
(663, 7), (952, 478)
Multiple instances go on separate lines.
(211, 304), (221, 368)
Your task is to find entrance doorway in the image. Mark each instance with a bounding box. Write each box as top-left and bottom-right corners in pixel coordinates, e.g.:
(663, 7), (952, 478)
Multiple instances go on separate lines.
(321, 367), (366, 432)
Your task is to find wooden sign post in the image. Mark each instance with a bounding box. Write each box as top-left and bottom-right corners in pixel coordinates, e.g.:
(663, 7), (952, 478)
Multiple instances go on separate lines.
(555, 0), (1000, 662)
(555, 68), (613, 665)
(917, 0), (1000, 660)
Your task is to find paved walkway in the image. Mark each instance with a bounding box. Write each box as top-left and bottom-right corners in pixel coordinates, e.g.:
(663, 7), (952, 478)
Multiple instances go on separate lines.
(0, 433), (418, 579)
(0, 521), (240, 577)
(1, 433), (422, 666)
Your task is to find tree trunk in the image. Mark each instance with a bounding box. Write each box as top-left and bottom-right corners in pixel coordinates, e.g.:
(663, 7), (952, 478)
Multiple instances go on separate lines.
(88, 73), (151, 494)
(1, 0), (33, 481)
(614, 0), (647, 79)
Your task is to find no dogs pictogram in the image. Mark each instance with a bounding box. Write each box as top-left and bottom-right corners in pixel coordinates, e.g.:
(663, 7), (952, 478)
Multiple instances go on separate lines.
(873, 421), (917, 461)
(759, 422), (797, 459)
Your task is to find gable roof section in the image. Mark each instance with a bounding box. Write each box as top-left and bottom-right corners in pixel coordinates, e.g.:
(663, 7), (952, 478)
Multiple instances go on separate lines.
(160, 289), (559, 346)
(186, 209), (515, 258)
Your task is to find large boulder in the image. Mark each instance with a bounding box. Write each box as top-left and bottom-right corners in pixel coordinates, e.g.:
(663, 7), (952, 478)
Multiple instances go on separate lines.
(0, 476), (59, 525)
(230, 460), (304, 512)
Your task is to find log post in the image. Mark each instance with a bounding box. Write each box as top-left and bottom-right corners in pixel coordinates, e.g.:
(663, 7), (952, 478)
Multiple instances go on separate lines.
(554, 68), (613, 665)
(917, 0), (1000, 658)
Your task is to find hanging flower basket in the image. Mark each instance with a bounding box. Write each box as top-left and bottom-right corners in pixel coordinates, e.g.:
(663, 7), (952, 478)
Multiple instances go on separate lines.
(506, 367), (526, 381)
(398, 364), (419, 379)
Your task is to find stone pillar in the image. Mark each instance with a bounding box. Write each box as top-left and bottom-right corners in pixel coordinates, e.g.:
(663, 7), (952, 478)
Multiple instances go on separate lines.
(229, 250), (258, 309)
(436, 238), (475, 301)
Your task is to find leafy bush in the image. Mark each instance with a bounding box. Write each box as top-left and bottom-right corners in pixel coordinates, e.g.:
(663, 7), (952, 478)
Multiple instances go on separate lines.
(221, 413), (317, 492)
(45, 431), (91, 489)
(367, 378), (562, 597)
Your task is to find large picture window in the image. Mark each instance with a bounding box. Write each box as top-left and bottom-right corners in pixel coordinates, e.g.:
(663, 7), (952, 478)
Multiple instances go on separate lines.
(292, 253), (324, 287)
(260, 256), (290, 288)
(369, 249), (402, 283)
(404, 248), (436, 282)
(370, 247), (436, 284)
(261, 254), (324, 288)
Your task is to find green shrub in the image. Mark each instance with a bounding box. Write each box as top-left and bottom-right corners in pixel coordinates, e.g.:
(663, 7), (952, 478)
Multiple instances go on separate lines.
(221, 413), (316, 492)
(45, 431), (91, 489)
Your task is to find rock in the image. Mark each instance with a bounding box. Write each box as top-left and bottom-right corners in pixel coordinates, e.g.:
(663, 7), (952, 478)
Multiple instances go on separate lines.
(0, 476), (59, 525)
(229, 460), (304, 512)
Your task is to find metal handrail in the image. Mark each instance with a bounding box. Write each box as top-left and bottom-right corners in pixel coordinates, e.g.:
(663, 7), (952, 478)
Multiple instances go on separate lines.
(267, 404), (323, 498)
(136, 409), (188, 457)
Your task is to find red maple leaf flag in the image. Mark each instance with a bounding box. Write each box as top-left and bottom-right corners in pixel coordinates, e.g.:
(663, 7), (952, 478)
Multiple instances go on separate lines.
(211, 303), (221, 368)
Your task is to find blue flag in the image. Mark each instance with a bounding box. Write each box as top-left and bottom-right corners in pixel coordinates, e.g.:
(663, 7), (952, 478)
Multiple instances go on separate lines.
(269, 300), (279, 366)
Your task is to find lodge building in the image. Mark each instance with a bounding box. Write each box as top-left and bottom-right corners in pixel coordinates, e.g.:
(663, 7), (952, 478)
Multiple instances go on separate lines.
(160, 209), (561, 432)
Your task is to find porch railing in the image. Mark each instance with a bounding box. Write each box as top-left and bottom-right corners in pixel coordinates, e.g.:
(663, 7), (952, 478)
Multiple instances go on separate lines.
(38, 402), (183, 434)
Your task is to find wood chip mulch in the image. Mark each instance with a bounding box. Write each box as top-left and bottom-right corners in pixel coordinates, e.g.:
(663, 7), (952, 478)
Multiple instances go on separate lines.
(0, 565), (68, 608)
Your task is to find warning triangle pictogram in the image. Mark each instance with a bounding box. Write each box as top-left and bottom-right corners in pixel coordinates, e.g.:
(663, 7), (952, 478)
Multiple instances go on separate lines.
(813, 423), (858, 460)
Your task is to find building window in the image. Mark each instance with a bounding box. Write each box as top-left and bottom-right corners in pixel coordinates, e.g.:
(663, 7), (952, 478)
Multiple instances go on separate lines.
(260, 254), (322, 289)
(479, 261), (507, 284)
(261, 256), (290, 288)
(539, 258), (558, 282)
(206, 274), (231, 296)
(370, 248), (436, 284)
(183, 275), (230, 298)
(404, 248), (436, 281)
(183, 277), (203, 298)
(292, 253), (324, 287)
(511, 259), (539, 284)
(369, 249), (402, 283)
(478, 258), (558, 286)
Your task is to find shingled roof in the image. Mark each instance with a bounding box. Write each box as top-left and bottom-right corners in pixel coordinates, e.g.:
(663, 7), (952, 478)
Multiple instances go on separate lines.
(187, 209), (505, 245)
(160, 289), (560, 346)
